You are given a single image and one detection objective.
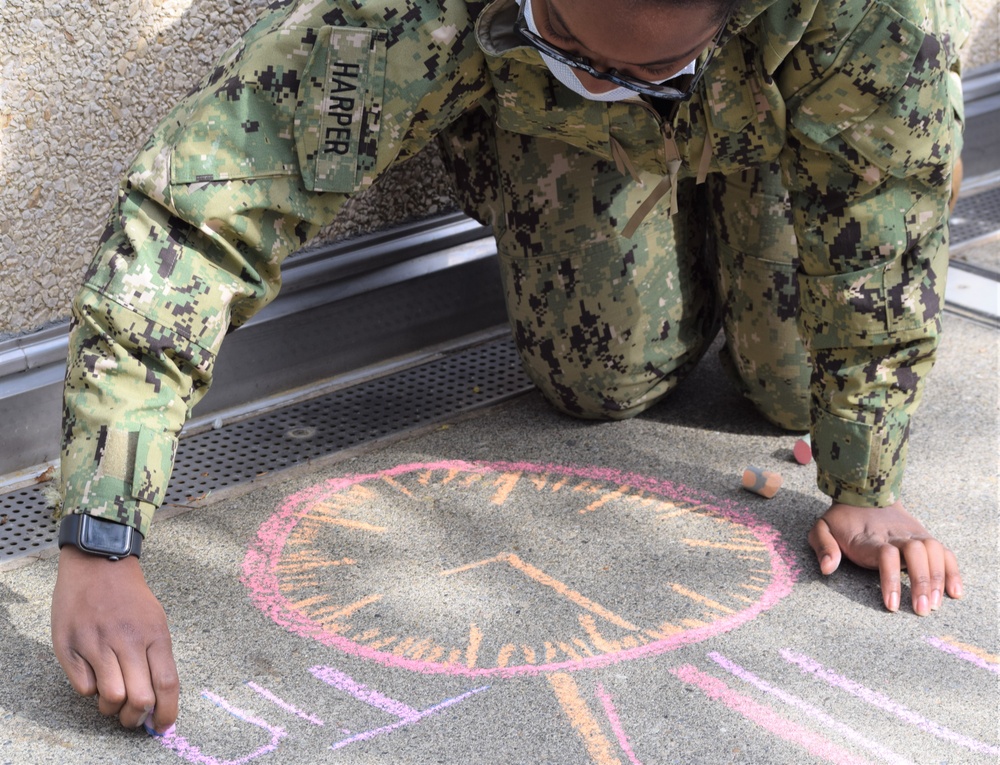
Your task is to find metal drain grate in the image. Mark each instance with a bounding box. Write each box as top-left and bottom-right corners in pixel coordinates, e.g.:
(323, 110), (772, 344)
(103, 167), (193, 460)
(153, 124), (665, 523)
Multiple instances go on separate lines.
(0, 336), (533, 565)
(951, 183), (1000, 247)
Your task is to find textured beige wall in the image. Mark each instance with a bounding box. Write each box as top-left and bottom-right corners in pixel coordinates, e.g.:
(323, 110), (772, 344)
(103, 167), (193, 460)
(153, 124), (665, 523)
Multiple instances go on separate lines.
(0, 0), (459, 338)
(0, 0), (997, 338)
(962, 0), (1000, 70)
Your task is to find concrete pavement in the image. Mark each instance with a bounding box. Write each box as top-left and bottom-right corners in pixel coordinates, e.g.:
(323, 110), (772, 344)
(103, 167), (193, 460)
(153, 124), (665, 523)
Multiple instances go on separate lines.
(0, 313), (996, 765)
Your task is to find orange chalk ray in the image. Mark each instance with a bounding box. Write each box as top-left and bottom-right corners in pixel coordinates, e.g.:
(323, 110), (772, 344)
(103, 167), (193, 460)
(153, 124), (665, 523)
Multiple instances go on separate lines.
(490, 471), (522, 505)
(548, 673), (623, 765)
(578, 485), (631, 514)
(667, 582), (737, 615)
(497, 643), (516, 667)
(303, 514), (387, 532)
(681, 538), (767, 552)
(465, 623), (484, 668)
(381, 475), (415, 497)
(308, 593), (382, 622)
(940, 635), (999, 664)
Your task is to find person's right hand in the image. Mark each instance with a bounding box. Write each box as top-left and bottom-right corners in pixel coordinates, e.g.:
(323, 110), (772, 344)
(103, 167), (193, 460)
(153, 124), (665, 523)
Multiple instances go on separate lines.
(51, 545), (179, 732)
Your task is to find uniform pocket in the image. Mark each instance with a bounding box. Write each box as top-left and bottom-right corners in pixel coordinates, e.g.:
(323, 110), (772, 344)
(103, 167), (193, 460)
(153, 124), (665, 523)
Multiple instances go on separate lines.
(696, 36), (784, 173)
(169, 36), (306, 184)
(787, 3), (933, 176)
(797, 263), (888, 349)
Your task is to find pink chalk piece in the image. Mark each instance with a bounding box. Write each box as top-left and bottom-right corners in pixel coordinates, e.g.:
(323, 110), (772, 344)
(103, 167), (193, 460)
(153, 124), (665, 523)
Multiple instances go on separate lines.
(924, 636), (1000, 675)
(246, 681), (325, 725)
(780, 649), (1000, 758)
(669, 664), (875, 765)
(242, 460), (798, 676)
(595, 683), (644, 765)
(793, 435), (813, 465)
(155, 691), (286, 765)
(707, 652), (914, 765)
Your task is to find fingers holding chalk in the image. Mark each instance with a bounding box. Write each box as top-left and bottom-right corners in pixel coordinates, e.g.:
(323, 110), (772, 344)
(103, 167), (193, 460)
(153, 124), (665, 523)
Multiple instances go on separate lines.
(742, 466), (783, 498)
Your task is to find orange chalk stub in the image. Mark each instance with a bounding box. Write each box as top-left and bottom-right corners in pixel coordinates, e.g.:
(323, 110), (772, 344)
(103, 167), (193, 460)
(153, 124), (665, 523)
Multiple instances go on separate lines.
(742, 466), (783, 498)
(793, 434), (812, 465)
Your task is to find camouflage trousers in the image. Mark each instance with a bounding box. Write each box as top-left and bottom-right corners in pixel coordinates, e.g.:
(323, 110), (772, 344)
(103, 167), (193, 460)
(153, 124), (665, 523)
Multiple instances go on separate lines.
(439, 107), (810, 429)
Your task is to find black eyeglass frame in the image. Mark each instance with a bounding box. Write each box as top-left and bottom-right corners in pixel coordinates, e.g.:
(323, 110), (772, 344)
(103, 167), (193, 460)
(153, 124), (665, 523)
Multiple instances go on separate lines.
(513, 1), (731, 100)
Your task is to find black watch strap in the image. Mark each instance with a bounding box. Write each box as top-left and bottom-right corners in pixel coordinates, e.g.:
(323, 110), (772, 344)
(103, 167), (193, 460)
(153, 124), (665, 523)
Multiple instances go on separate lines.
(58, 514), (143, 561)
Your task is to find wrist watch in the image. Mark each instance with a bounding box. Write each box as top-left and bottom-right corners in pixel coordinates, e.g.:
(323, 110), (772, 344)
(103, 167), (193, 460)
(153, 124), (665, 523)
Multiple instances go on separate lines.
(58, 514), (143, 561)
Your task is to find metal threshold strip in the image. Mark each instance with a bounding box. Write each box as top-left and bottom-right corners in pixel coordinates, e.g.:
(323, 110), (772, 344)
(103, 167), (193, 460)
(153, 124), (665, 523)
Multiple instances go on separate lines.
(0, 332), (534, 569)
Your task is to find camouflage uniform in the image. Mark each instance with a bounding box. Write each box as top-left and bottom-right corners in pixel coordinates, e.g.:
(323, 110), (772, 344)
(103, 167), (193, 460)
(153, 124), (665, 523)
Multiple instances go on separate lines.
(60, 0), (968, 537)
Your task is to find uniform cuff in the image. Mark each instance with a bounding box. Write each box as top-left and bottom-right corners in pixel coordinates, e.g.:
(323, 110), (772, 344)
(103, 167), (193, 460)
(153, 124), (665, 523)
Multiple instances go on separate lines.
(60, 425), (176, 539)
(812, 406), (908, 508)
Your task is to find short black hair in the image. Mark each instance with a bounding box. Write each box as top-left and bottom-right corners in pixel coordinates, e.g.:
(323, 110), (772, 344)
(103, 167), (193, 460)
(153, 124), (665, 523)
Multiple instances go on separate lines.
(633, 0), (743, 25)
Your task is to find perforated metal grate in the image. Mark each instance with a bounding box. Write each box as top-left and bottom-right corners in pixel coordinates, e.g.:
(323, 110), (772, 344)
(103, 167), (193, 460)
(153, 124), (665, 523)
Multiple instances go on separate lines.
(0, 337), (532, 565)
(951, 183), (1000, 247)
(0, 486), (57, 563)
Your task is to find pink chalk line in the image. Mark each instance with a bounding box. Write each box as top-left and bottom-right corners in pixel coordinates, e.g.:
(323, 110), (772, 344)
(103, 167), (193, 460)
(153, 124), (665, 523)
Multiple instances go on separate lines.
(595, 683), (643, 765)
(924, 636), (1000, 675)
(780, 649), (1000, 758)
(707, 652), (914, 765)
(246, 681), (324, 725)
(310, 665), (489, 750)
(242, 460), (799, 677)
(156, 691), (286, 765)
(670, 665), (874, 765)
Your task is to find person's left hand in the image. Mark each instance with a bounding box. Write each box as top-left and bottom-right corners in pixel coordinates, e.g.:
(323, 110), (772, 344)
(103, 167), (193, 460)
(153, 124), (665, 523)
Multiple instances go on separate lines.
(807, 501), (963, 615)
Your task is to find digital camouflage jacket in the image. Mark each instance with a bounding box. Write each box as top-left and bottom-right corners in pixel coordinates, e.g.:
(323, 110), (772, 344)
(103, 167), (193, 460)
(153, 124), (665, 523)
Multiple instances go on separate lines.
(60, 0), (968, 536)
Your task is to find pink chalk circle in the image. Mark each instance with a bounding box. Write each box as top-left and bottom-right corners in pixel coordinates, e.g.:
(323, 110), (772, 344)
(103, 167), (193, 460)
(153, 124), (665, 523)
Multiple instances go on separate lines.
(242, 460), (798, 677)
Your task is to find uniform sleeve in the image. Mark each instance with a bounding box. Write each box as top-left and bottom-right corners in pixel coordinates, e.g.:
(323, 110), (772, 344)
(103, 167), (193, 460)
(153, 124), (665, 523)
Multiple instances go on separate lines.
(60, 0), (490, 536)
(777, 0), (967, 506)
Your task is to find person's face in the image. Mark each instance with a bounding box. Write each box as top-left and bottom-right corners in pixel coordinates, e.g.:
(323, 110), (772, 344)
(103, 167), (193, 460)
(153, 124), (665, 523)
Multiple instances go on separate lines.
(530, 0), (724, 94)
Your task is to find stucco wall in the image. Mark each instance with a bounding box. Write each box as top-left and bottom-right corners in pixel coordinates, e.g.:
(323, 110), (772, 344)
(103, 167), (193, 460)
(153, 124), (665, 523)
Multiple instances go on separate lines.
(1, 0), (997, 339)
(0, 0), (461, 339)
(963, 0), (1000, 70)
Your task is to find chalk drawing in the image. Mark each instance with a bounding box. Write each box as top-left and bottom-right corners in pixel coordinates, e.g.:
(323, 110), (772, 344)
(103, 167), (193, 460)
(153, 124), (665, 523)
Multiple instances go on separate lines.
(309, 666), (489, 750)
(669, 664), (875, 765)
(242, 460), (797, 677)
(153, 665), (488, 761)
(156, 691), (286, 765)
(707, 652), (914, 765)
(548, 672), (626, 765)
(246, 682), (324, 725)
(780, 649), (1000, 757)
(594, 683), (643, 765)
(925, 636), (1000, 675)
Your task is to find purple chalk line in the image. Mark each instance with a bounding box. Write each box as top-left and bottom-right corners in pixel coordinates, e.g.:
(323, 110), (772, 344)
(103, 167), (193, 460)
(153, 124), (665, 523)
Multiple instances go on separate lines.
(781, 649), (1000, 757)
(707, 652), (914, 765)
(156, 691), (286, 765)
(595, 683), (643, 765)
(246, 681), (324, 725)
(330, 685), (491, 750)
(310, 665), (420, 720)
(924, 636), (1000, 675)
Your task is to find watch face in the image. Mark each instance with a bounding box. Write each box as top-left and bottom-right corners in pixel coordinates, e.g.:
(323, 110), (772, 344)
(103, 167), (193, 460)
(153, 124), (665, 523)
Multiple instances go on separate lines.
(81, 517), (133, 556)
(244, 461), (796, 677)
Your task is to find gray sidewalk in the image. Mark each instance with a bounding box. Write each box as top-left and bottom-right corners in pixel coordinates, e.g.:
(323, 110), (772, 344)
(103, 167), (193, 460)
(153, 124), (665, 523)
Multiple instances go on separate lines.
(1, 314), (997, 765)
